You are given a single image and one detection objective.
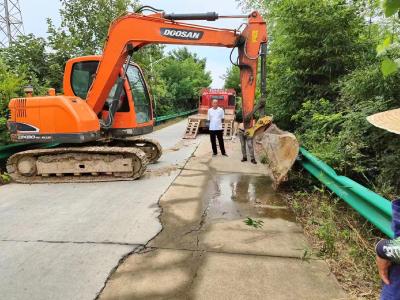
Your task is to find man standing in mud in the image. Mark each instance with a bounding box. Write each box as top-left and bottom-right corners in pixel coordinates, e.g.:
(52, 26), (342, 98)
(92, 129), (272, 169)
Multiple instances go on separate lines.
(208, 99), (227, 156)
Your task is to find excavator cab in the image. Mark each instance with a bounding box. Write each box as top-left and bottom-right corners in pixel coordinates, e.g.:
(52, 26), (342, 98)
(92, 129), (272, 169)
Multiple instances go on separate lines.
(6, 55), (161, 183)
(63, 56), (154, 137)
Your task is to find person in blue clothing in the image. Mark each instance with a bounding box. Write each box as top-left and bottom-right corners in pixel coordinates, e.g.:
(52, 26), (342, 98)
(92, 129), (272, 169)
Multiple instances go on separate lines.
(375, 199), (400, 300)
(367, 108), (400, 300)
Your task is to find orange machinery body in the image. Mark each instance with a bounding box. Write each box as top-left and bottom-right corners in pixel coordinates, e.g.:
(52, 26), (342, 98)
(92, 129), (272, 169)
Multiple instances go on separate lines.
(8, 96), (100, 143)
(8, 55), (155, 142)
(7, 10), (267, 143)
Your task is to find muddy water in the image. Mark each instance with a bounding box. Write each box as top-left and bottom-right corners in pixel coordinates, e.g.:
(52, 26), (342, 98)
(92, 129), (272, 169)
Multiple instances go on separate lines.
(204, 174), (295, 222)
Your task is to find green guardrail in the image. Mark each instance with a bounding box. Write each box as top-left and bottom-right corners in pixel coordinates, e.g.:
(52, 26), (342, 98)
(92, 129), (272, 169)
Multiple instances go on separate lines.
(0, 109), (197, 165)
(154, 108), (197, 124)
(299, 147), (394, 238)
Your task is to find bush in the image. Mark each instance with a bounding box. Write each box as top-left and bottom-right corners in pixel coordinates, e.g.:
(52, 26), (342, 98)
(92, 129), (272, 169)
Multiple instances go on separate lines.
(0, 60), (26, 145)
(293, 64), (400, 193)
(239, 0), (399, 194)
(264, 0), (374, 130)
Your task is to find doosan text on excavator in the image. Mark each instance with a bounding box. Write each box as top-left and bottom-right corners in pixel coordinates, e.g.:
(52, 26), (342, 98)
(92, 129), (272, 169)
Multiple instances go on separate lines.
(6, 6), (299, 184)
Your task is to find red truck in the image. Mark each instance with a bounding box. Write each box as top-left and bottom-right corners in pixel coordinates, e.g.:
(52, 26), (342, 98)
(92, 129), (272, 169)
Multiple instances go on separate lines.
(184, 88), (236, 139)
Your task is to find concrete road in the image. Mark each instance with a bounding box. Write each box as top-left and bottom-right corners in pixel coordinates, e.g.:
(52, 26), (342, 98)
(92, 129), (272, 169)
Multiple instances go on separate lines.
(0, 119), (198, 300)
(100, 136), (347, 300)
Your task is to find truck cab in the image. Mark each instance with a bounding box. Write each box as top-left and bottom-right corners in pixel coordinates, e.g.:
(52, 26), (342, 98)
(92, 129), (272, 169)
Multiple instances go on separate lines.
(198, 88), (236, 116)
(183, 88), (236, 139)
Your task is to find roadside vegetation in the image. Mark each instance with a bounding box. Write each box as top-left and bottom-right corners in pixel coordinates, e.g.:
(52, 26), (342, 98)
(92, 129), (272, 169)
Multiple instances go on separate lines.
(0, 0), (212, 146)
(222, 0), (400, 297)
(281, 172), (382, 298)
(229, 0), (400, 196)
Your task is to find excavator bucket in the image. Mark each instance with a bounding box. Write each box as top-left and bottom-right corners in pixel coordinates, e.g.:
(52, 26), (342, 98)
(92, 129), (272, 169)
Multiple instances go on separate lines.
(253, 123), (299, 187)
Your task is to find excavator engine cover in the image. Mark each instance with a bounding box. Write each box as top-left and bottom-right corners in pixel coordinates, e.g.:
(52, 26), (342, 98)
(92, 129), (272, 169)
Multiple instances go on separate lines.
(8, 96), (100, 143)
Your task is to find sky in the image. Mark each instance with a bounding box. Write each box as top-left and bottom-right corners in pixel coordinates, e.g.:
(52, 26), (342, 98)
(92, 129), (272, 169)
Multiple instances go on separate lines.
(19, 0), (247, 87)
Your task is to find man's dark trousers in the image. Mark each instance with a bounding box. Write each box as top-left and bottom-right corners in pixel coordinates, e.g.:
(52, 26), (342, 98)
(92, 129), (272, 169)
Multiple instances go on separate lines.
(209, 130), (226, 155)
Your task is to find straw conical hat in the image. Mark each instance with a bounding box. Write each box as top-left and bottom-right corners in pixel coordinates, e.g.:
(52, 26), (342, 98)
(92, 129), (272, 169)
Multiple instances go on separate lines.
(367, 108), (400, 135)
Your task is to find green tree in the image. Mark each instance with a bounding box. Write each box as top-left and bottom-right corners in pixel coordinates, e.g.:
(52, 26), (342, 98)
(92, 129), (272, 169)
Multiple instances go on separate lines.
(375, 0), (400, 76)
(240, 0), (374, 129)
(237, 0), (400, 193)
(0, 60), (26, 145)
(46, 0), (136, 91)
(157, 47), (212, 114)
(169, 47), (206, 67)
(292, 64), (400, 191)
(223, 66), (241, 95)
(46, 0), (164, 92)
(0, 34), (51, 94)
(0, 34), (48, 84)
(47, 0), (138, 56)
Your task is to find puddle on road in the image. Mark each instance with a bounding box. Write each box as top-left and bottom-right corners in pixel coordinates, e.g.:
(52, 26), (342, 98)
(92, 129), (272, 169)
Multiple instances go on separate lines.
(204, 174), (295, 222)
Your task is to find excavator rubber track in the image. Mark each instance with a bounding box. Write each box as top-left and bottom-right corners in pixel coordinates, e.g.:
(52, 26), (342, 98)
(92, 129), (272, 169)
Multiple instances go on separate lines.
(6, 146), (148, 184)
(100, 138), (162, 164)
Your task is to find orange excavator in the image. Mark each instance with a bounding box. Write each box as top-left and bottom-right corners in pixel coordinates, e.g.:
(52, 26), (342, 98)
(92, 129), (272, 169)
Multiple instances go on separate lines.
(6, 7), (298, 183)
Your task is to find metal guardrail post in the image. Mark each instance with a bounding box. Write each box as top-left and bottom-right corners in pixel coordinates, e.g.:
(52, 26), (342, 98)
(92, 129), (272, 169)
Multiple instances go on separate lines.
(299, 147), (394, 238)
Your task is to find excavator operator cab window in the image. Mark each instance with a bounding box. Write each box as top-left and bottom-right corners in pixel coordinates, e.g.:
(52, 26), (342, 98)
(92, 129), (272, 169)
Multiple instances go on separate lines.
(104, 83), (130, 112)
(126, 64), (151, 124)
(71, 61), (99, 99)
(71, 61), (151, 121)
(71, 60), (130, 113)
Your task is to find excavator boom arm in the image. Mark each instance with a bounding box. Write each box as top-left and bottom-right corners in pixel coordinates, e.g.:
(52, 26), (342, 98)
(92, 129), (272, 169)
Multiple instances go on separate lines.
(86, 11), (267, 126)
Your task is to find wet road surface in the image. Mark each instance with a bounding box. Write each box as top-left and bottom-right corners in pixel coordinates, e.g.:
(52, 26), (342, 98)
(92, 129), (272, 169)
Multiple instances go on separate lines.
(99, 135), (346, 300)
(204, 173), (296, 222)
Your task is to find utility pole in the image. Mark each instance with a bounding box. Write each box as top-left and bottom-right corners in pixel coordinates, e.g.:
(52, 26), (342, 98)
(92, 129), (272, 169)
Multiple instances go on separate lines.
(0, 0), (24, 47)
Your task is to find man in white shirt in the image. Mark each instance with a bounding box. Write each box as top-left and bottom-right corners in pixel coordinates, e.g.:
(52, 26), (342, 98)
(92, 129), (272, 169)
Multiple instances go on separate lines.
(207, 99), (227, 156)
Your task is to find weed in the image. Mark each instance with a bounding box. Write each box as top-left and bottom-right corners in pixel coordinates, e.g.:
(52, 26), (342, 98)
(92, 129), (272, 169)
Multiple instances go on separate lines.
(282, 173), (382, 298)
(291, 199), (301, 212)
(244, 217), (264, 229)
(0, 172), (10, 184)
(301, 246), (313, 262)
(316, 219), (337, 257)
(260, 154), (269, 165)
